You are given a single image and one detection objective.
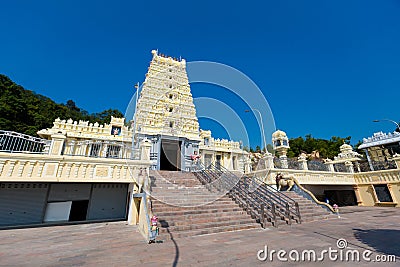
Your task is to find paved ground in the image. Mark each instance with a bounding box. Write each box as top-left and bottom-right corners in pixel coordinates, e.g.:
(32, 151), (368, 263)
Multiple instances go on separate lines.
(0, 207), (399, 266)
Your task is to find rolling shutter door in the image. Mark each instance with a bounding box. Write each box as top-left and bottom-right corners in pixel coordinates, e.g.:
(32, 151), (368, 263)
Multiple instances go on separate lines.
(47, 183), (91, 201)
(0, 183), (48, 227)
(87, 183), (128, 220)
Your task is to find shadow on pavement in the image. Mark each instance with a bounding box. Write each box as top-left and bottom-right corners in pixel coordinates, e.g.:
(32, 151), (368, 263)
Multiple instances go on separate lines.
(160, 220), (179, 267)
(353, 228), (400, 258)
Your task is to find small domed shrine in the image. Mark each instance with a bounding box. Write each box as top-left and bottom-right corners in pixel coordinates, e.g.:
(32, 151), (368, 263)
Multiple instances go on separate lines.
(272, 130), (289, 168)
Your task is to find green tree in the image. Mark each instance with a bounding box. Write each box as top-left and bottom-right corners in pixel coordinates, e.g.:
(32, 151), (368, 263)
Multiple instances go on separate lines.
(0, 74), (124, 136)
(92, 109), (124, 125)
(66, 100), (80, 112)
(287, 134), (352, 159)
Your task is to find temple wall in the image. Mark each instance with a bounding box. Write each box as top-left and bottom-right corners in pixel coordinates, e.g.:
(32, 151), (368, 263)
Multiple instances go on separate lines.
(357, 184), (377, 207)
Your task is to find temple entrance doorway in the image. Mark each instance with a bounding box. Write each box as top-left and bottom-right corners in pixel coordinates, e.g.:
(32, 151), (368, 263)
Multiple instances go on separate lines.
(204, 154), (212, 168)
(216, 155), (222, 170)
(160, 139), (182, 171)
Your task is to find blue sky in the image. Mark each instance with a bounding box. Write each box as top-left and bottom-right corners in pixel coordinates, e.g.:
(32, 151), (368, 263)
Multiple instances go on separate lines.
(1, 1), (400, 148)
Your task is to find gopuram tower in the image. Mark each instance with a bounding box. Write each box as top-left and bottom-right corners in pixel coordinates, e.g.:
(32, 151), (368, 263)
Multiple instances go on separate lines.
(134, 50), (201, 171)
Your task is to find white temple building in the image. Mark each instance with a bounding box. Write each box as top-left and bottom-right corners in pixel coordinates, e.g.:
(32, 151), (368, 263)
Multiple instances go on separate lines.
(132, 50), (251, 172)
(37, 50), (251, 173)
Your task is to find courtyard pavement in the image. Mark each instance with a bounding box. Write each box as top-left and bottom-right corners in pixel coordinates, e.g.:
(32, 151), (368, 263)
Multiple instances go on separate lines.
(0, 207), (399, 266)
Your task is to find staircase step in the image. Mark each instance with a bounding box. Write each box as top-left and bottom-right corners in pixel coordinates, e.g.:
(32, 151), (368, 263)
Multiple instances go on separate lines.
(149, 171), (263, 238)
(158, 223), (260, 240)
(159, 223), (260, 240)
(158, 213), (253, 227)
(280, 191), (332, 224)
(149, 170), (333, 239)
(154, 207), (245, 217)
(153, 204), (240, 209)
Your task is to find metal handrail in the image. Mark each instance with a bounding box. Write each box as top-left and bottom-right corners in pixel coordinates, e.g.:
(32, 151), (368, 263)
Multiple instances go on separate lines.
(196, 163), (293, 227)
(247, 175), (301, 222)
(0, 130), (50, 154)
(289, 177), (335, 213)
(220, 171), (277, 227)
(214, 164), (301, 223)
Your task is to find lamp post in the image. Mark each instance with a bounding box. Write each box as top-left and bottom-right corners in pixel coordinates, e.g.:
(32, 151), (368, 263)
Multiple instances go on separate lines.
(245, 108), (266, 153)
(373, 119), (400, 131)
(131, 82), (141, 159)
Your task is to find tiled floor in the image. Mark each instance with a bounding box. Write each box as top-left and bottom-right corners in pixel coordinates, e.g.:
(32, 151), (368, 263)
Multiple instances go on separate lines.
(0, 206), (399, 266)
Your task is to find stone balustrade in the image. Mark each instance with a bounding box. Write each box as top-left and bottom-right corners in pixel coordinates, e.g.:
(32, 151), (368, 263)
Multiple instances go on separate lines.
(0, 152), (151, 184)
(354, 169), (400, 184)
(249, 165), (399, 186)
(250, 168), (356, 185)
(200, 139), (241, 152)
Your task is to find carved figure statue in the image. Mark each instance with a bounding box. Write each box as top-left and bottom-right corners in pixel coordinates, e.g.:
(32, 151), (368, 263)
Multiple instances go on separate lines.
(275, 173), (295, 191)
(137, 168), (150, 193)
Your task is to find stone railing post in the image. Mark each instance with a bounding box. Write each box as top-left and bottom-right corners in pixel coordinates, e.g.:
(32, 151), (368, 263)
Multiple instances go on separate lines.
(101, 143), (108, 158)
(345, 161), (354, 173)
(264, 153), (274, 170)
(324, 160), (335, 172)
(279, 156), (288, 169)
(43, 142), (51, 154)
(244, 156), (252, 173)
(49, 134), (66, 156)
(298, 156), (308, 170)
(354, 161), (361, 172)
(64, 138), (76, 155)
(140, 138), (152, 161)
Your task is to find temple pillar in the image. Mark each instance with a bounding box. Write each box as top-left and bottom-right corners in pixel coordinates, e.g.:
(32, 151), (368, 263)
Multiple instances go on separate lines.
(140, 138), (152, 160)
(353, 185), (363, 206)
(387, 184), (397, 203)
(49, 134), (66, 156)
(369, 185), (379, 204)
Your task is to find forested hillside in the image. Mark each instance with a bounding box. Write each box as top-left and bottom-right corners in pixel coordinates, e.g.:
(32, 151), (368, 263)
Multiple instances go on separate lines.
(0, 74), (362, 158)
(0, 74), (123, 136)
(287, 134), (355, 159)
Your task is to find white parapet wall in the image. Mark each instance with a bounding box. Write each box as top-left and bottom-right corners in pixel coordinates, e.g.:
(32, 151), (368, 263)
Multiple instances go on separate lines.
(251, 168), (356, 185)
(249, 166), (400, 207)
(0, 152), (151, 184)
(354, 169), (400, 184)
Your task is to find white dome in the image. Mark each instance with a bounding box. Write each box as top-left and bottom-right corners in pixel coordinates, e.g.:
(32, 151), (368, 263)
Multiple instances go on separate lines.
(272, 130), (287, 139)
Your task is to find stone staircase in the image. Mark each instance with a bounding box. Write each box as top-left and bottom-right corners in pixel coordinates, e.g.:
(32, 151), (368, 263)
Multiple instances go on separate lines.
(149, 171), (260, 239)
(281, 191), (332, 222)
(148, 170), (333, 240)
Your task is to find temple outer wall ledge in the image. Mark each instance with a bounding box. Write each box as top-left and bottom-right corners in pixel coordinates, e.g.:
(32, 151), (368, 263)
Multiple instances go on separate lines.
(249, 167), (400, 208)
(250, 168), (356, 186)
(354, 169), (400, 207)
(0, 152), (152, 184)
